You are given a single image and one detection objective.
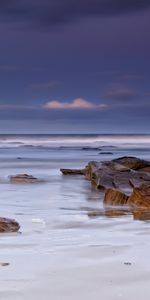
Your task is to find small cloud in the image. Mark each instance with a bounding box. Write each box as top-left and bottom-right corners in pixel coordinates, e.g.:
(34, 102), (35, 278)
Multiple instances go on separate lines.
(43, 98), (107, 110)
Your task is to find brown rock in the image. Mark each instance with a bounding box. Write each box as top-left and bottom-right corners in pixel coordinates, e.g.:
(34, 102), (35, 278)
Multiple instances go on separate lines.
(84, 159), (150, 191)
(0, 217), (20, 233)
(9, 174), (38, 183)
(133, 209), (150, 221)
(84, 161), (101, 181)
(0, 262), (10, 267)
(113, 156), (150, 170)
(102, 161), (130, 172)
(104, 188), (129, 206)
(139, 167), (150, 173)
(128, 183), (150, 209)
(97, 173), (115, 190)
(60, 169), (85, 175)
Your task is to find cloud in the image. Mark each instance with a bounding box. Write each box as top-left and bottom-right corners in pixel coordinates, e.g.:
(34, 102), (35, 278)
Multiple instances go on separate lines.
(43, 98), (107, 110)
(1, 0), (150, 28)
(0, 99), (108, 112)
(104, 85), (137, 101)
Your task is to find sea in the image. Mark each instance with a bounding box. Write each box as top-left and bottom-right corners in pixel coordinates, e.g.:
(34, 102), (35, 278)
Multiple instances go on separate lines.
(0, 134), (150, 299)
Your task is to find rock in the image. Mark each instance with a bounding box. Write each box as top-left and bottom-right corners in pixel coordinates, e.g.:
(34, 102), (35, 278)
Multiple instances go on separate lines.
(113, 156), (150, 170)
(0, 262), (10, 267)
(129, 178), (143, 188)
(132, 209), (150, 221)
(84, 158), (150, 191)
(0, 217), (20, 233)
(84, 161), (101, 182)
(104, 188), (129, 206)
(128, 183), (150, 209)
(113, 171), (150, 192)
(139, 167), (150, 173)
(99, 152), (113, 155)
(128, 175), (150, 188)
(97, 173), (115, 190)
(82, 147), (101, 151)
(102, 161), (130, 172)
(60, 169), (85, 175)
(124, 262), (132, 266)
(9, 174), (38, 183)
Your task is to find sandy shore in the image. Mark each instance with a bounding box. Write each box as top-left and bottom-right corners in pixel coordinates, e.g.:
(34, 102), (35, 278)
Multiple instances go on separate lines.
(1, 242), (150, 300)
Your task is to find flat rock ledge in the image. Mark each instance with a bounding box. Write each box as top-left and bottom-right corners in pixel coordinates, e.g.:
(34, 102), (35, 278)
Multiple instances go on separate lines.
(9, 174), (42, 183)
(0, 217), (20, 233)
(60, 156), (150, 220)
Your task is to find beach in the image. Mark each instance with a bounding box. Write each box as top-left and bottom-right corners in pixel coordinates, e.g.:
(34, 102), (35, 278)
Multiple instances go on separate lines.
(0, 134), (150, 299)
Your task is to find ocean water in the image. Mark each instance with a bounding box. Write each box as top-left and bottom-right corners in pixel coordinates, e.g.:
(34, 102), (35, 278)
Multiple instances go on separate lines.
(0, 134), (150, 298)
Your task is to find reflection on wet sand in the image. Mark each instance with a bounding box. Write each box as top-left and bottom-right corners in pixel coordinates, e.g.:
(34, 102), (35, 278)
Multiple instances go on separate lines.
(88, 207), (131, 219)
(88, 206), (150, 222)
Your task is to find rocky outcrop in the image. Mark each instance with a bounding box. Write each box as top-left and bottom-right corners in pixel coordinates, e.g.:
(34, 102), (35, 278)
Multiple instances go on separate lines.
(61, 156), (150, 220)
(9, 174), (39, 183)
(84, 159), (150, 191)
(60, 169), (85, 175)
(0, 218), (20, 233)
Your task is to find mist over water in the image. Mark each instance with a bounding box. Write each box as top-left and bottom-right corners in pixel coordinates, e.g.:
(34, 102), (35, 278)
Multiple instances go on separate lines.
(0, 134), (150, 149)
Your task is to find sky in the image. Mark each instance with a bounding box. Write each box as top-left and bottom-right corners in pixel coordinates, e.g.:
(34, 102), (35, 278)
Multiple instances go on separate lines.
(0, 0), (150, 133)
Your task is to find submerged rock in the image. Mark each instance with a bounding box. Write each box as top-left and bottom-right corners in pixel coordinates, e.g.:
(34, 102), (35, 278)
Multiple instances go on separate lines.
(82, 147), (101, 151)
(0, 262), (10, 267)
(99, 152), (113, 155)
(60, 169), (85, 175)
(9, 174), (38, 183)
(0, 217), (20, 233)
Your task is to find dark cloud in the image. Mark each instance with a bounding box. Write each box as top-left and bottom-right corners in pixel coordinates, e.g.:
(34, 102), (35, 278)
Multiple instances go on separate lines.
(1, 0), (150, 27)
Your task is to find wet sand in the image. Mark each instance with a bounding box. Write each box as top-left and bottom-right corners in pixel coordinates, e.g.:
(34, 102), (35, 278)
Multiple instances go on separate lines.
(1, 243), (150, 300)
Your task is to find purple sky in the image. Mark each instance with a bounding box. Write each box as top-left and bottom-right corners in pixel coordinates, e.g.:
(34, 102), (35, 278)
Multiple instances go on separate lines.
(0, 0), (150, 133)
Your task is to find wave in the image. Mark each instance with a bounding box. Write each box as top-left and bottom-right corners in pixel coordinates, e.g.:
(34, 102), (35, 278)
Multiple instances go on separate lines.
(0, 134), (150, 149)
